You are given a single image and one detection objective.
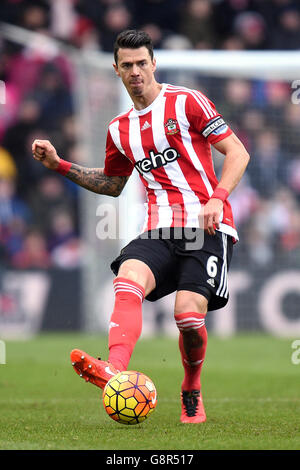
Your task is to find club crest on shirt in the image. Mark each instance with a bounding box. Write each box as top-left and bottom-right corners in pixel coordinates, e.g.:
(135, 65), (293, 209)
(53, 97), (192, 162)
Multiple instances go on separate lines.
(165, 118), (179, 135)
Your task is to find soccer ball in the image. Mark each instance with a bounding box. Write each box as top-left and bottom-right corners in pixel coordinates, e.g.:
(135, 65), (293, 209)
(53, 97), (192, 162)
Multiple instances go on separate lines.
(102, 370), (157, 425)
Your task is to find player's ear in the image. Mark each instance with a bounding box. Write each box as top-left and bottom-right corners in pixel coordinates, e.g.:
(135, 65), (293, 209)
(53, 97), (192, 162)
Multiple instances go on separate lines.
(113, 63), (120, 77)
(152, 57), (157, 73)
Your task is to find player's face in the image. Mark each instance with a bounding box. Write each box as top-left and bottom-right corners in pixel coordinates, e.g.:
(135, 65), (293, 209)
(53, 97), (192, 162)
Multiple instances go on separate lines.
(113, 47), (157, 98)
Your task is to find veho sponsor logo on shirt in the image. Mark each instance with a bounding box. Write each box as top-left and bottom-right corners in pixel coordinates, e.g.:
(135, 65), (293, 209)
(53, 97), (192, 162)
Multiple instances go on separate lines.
(134, 147), (180, 174)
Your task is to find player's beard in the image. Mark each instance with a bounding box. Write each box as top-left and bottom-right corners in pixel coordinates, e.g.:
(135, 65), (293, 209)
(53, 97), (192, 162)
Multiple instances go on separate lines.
(129, 81), (144, 96)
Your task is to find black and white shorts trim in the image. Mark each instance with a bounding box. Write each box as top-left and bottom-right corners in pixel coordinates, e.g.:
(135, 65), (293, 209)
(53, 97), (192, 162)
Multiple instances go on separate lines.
(216, 232), (229, 300)
(111, 228), (233, 311)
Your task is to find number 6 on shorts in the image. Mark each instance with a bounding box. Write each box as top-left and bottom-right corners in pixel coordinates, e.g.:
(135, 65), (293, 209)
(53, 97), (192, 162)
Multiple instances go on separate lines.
(206, 256), (218, 278)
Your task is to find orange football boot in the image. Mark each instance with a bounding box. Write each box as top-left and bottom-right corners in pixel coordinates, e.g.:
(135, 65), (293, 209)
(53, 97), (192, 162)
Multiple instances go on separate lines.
(70, 349), (119, 389)
(180, 390), (206, 423)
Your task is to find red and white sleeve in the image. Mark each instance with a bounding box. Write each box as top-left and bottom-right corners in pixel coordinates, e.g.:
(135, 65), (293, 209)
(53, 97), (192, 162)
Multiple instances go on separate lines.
(104, 128), (134, 177)
(185, 91), (232, 145)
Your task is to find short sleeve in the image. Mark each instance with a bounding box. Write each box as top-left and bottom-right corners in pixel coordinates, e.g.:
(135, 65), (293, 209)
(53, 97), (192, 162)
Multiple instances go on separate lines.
(185, 91), (232, 145)
(104, 128), (134, 177)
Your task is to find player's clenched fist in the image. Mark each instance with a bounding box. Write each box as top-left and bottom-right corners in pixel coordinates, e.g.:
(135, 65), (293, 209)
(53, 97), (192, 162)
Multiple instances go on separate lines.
(32, 139), (60, 170)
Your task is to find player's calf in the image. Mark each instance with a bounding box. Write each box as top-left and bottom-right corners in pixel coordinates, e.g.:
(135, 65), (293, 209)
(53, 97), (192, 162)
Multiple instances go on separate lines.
(175, 311), (208, 422)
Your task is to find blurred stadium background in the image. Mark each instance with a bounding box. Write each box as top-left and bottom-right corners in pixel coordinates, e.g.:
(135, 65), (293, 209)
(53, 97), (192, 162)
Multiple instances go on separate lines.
(1, 0), (300, 342)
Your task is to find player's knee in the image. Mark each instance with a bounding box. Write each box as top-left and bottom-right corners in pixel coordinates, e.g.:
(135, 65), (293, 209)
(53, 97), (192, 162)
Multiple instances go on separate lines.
(174, 292), (208, 316)
(121, 269), (139, 283)
(117, 262), (156, 296)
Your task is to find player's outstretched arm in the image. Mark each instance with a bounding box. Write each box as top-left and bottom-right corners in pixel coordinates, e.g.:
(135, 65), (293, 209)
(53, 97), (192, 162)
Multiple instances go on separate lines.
(65, 164), (129, 197)
(32, 139), (129, 197)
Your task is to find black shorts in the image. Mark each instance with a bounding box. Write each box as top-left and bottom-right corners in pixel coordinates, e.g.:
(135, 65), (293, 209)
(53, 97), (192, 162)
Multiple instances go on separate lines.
(110, 228), (233, 311)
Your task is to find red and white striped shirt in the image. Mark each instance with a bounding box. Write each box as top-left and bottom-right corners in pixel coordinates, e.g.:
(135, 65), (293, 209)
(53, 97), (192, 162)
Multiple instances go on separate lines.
(104, 83), (238, 240)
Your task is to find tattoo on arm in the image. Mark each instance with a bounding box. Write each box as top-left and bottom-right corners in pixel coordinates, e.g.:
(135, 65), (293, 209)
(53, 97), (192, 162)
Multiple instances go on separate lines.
(65, 164), (129, 196)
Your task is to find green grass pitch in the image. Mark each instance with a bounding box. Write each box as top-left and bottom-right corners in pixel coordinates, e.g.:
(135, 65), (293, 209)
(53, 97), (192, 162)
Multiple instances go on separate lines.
(0, 333), (299, 450)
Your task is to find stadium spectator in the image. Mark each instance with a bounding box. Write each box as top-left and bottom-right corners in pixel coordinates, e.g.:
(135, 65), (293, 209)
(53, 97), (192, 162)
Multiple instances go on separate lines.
(161, 34), (193, 51)
(2, 98), (42, 195)
(240, 108), (265, 144)
(26, 63), (73, 130)
(98, 3), (133, 52)
(233, 11), (268, 50)
(74, 0), (106, 29)
(263, 80), (291, 127)
(53, 114), (79, 164)
(180, 0), (217, 49)
(49, 209), (84, 269)
(221, 78), (253, 127)
(280, 211), (300, 254)
(287, 159), (300, 203)
(51, 236), (83, 269)
(245, 200), (275, 267)
(270, 4), (300, 49)
(20, 2), (50, 33)
(48, 209), (78, 252)
(227, 174), (260, 228)
(268, 188), (300, 257)
(248, 129), (286, 197)
(134, 0), (183, 35)
(282, 102), (300, 157)
(213, 0), (255, 40)
(70, 17), (100, 50)
(28, 174), (75, 235)
(221, 35), (245, 50)
(11, 229), (51, 269)
(139, 24), (165, 49)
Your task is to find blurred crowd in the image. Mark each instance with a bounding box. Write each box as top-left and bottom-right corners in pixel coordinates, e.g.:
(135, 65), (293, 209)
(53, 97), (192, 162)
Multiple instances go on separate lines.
(213, 77), (300, 268)
(1, 0), (300, 51)
(0, 0), (300, 270)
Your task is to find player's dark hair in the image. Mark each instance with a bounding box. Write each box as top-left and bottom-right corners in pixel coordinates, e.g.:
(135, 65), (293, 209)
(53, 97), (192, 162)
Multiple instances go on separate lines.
(114, 29), (154, 64)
